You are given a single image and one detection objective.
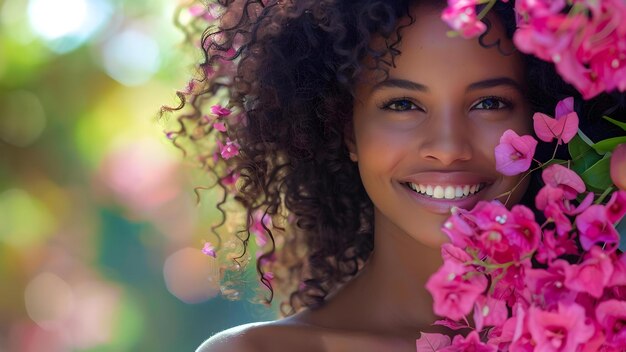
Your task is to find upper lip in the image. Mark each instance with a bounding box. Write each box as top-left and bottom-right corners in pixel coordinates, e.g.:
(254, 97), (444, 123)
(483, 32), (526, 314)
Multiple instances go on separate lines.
(399, 171), (494, 186)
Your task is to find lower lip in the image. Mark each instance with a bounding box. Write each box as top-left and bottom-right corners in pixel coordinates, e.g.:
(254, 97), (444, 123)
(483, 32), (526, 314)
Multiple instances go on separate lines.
(400, 183), (485, 215)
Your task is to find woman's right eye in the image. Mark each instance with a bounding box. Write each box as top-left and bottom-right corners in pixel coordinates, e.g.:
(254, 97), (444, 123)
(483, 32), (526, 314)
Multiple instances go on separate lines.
(381, 99), (421, 112)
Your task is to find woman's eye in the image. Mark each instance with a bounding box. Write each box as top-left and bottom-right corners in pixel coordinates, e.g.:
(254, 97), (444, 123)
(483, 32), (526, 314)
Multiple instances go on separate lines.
(472, 97), (509, 110)
(383, 99), (420, 111)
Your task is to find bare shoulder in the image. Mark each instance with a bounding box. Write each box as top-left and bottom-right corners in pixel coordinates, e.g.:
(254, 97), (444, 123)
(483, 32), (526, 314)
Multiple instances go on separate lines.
(195, 318), (322, 352)
(195, 321), (273, 352)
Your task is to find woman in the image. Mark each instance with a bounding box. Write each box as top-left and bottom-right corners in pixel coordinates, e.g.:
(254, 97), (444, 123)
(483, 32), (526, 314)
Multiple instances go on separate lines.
(163, 0), (620, 351)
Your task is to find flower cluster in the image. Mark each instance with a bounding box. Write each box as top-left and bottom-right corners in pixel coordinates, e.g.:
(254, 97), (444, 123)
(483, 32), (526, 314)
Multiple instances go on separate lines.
(442, 0), (626, 99)
(418, 96), (626, 351)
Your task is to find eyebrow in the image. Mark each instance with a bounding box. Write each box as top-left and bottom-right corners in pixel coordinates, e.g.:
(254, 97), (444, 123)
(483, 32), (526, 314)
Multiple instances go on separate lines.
(371, 76), (525, 94)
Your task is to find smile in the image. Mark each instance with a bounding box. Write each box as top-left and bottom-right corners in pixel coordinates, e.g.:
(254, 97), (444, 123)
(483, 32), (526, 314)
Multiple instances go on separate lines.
(404, 182), (485, 200)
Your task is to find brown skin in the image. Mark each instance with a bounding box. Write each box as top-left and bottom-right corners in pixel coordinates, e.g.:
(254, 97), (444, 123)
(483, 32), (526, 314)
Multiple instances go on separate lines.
(198, 5), (532, 352)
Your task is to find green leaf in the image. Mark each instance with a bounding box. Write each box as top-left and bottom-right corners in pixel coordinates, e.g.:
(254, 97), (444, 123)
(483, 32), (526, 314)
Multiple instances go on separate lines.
(577, 129), (595, 146)
(602, 115), (626, 131)
(580, 155), (612, 192)
(592, 136), (626, 153)
(569, 135), (602, 174)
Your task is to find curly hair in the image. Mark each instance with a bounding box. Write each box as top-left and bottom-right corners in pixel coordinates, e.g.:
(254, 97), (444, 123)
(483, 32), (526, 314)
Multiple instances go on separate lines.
(163, 0), (625, 316)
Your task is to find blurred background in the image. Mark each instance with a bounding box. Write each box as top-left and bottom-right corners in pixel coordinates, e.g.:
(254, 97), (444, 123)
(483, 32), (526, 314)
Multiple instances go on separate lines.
(0, 0), (277, 350)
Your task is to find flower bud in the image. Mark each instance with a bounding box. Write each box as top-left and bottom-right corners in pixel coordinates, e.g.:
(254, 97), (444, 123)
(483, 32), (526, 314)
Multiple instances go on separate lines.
(611, 143), (626, 190)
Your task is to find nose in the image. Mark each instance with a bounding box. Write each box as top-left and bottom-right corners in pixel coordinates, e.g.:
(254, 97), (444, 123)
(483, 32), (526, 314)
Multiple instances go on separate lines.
(417, 111), (473, 166)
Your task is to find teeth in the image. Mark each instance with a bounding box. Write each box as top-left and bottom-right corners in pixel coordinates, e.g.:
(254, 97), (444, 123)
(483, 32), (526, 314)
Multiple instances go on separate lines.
(433, 185), (444, 199)
(407, 182), (484, 199)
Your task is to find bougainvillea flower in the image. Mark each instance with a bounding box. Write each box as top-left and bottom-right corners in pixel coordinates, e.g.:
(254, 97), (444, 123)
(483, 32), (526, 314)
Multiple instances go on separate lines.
(213, 122), (227, 132)
(535, 229), (578, 264)
(611, 143), (626, 190)
(473, 295), (508, 331)
(609, 253), (626, 287)
(415, 332), (451, 351)
(440, 243), (472, 265)
(201, 242), (216, 258)
(426, 260), (487, 321)
(495, 130), (538, 176)
(576, 205), (621, 251)
(533, 110), (579, 144)
(217, 138), (240, 159)
(441, 0), (486, 39)
(210, 104), (232, 117)
(526, 260), (577, 309)
(541, 164), (585, 199)
(606, 190), (626, 224)
(596, 300), (626, 349)
(442, 208), (476, 247)
(528, 303), (595, 352)
(439, 331), (497, 352)
(564, 246), (614, 298)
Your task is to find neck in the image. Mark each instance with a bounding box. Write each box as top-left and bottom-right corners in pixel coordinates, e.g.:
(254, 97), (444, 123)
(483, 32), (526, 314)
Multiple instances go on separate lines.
(315, 210), (446, 337)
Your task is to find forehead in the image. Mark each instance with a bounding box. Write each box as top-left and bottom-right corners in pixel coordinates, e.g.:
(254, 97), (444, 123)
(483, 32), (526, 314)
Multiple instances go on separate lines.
(357, 4), (524, 90)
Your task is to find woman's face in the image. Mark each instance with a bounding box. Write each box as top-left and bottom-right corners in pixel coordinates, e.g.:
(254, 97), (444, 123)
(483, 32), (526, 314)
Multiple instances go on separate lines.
(349, 5), (532, 247)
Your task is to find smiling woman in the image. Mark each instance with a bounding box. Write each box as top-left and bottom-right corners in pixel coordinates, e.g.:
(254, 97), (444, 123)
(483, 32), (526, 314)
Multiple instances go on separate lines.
(163, 0), (626, 351)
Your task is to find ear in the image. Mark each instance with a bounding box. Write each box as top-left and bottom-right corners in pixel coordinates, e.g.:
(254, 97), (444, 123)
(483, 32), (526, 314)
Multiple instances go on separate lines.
(344, 123), (358, 162)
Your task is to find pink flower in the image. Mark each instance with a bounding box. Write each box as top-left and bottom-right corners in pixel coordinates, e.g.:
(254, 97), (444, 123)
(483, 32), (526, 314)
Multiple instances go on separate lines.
(606, 190), (626, 224)
(210, 104), (232, 117)
(541, 164), (585, 199)
(609, 253), (626, 287)
(217, 138), (240, 160)
(527, 303), (595, 352)
(564, 246), (614, 298)
(250, 210), (272, 247)
(494, 130), (538, 176)
(473, 295), (508, 331)
(611, 144), (626, 191)
(595, 300), (626, 349)
(415, 332), (451, 351)
(576, 205), (621, 251)
(535, 229), (577, 264)
(439, 331), (496, 352)
(213, 122), (227, 132)
(442, 208), (476, 247)
(201, 242), (216, 258)
(441, 0), (486, 39)
(426, 260), (487, 321)
(526, 260), (577, 309)
(440, 243), (472, 265)
(533, 97), (579, 144)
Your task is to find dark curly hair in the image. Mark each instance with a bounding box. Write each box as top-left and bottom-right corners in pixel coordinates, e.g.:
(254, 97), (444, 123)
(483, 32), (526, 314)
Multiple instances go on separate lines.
(163, 0), (625, 316)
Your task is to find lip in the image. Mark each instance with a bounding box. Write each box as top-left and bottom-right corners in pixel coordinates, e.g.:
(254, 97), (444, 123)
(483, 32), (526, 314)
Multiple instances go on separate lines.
(398, 171), (494, 215)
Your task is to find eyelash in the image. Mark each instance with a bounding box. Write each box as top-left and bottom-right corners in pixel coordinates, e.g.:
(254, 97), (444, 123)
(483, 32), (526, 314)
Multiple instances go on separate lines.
(379, 96), (513, 112)
(379, 97), (422, 112)
(472, 96), (513, 110)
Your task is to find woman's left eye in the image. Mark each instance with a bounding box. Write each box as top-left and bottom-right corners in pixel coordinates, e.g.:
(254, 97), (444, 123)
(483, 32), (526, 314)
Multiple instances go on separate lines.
(472, 97), (510, 110)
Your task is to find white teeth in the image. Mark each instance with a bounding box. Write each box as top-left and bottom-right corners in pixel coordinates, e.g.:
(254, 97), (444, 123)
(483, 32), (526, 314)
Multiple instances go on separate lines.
(406, 182), (484, 199)
(433, 185), (444, 199)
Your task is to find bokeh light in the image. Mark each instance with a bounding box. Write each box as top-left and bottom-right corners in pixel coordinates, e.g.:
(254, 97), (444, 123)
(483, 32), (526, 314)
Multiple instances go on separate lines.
(24, 272), (74, 328)
(0, 189), (55, 248)
(101, 28), (161, 86)
(163, 247), (221, 304)
(26, 0), (112, 53)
